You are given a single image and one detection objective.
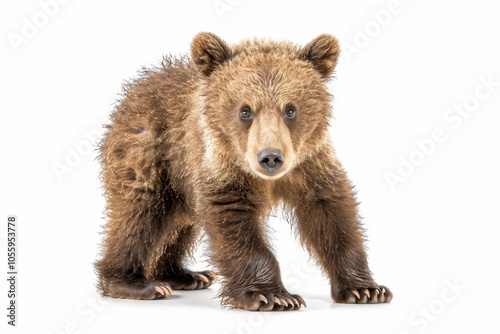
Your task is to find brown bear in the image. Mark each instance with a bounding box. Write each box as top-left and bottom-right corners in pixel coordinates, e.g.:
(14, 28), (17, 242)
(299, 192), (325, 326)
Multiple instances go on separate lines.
(95, 32), (392, 311)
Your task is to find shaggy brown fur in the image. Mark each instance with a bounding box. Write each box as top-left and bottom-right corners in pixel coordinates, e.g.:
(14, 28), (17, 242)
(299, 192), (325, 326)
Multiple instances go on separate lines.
(95, 32), (392, 310)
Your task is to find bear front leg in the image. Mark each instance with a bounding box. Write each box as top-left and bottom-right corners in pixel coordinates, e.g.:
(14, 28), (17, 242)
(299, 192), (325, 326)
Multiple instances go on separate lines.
(202, 183), (305, 311)
(288, 158), (393, 304)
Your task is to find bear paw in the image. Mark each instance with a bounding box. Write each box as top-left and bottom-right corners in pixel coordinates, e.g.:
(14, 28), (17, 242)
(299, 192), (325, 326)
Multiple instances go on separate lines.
(224, 291), (306, 311)
(335, 285), (392, 304)
(165, 270), (218, 290)
(102, 279), (173, 300)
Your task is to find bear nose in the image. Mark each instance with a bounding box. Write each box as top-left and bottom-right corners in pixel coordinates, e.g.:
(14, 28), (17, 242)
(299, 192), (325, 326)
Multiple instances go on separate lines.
(257, 149), (285, 173)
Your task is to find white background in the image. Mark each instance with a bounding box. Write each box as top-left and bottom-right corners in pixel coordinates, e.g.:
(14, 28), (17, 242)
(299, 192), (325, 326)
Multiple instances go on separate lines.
(1, 0), (499, 333)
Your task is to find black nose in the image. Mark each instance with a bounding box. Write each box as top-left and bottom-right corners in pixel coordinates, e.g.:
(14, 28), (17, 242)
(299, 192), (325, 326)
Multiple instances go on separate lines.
(258, 149), (285, 173)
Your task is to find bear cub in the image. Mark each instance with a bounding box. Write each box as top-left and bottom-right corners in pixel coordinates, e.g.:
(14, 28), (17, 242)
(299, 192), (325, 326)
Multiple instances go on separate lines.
(95, 32), (392, 311)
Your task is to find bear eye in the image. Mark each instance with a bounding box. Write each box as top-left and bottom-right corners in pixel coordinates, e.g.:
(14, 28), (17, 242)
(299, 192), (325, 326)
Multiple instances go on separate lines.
(285, 106), (296, 119)
(240, 106), (253, 121)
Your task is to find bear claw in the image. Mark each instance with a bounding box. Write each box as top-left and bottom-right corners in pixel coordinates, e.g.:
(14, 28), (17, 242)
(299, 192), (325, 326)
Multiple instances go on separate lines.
(225, 291), (305, 311)
(165, 270), (217, 290)
(338, 285), (392, 304)
(153, 284), (173, 298)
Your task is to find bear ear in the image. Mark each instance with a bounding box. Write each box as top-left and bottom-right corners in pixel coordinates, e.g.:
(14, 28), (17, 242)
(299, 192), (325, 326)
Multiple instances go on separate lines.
(191, 32), (232, 76)
(299, 34), (340, 79)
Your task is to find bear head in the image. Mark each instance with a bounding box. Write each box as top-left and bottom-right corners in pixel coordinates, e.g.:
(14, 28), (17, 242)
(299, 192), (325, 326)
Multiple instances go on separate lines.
(191, 32), (339, 180)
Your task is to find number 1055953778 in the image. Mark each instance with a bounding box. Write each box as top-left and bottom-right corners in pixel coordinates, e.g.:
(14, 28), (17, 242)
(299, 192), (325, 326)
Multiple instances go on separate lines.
(7, 216), (16, 271)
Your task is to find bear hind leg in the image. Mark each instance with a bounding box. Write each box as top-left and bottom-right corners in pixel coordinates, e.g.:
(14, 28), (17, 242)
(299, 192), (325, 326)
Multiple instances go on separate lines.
(152, 224), (218, 290)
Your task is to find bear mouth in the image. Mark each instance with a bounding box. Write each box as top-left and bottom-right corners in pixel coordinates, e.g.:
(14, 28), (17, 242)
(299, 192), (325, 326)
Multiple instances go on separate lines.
(254, 169), (288, 180)
(249, 160), (294, 180)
